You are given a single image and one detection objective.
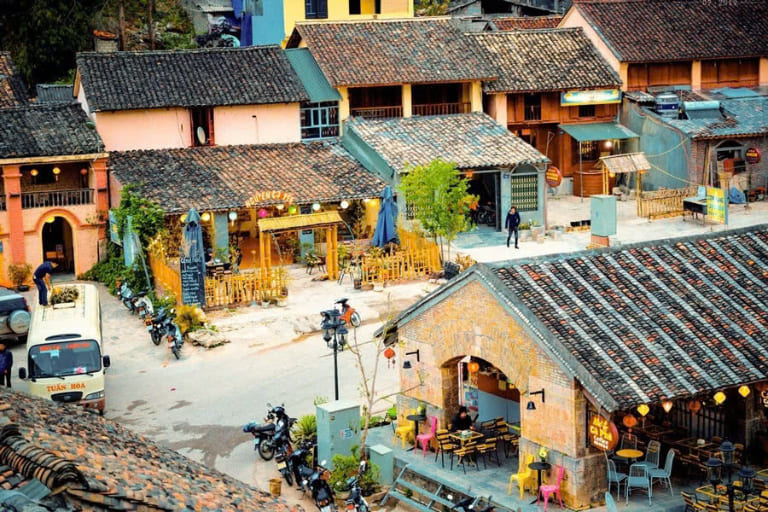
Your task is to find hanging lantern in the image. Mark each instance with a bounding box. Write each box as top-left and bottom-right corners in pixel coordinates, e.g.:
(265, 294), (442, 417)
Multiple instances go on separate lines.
(713, 391), (727, 405)
(312, 202), (321, 211)
(45, 216), (56, 224)
(30, 168), (38, 177)
(468, 362), (480, 373)
(662, 399), (673, 413)
(258, 209), (268, 218)
(340, 200), (349, 209)
(276, 204), (285, 210)
(228, 211), (238, 222)
(608, 171), (616, 178)
(201, 212), (211, 222)
(637, 404), (650, 417)
(384, 347), (395, 359)
(52, 166), (61, 181)
(80, 168), (88, 176)
(180, 214), (187, 223)
(739, 385), (751, 398)
(622, 414), (638, 429)
(288, 205), (297, 215)
(689, 400), (702, 414)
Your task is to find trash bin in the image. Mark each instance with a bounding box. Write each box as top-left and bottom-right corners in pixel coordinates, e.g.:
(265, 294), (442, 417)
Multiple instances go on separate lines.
(269, 478), (282, 497)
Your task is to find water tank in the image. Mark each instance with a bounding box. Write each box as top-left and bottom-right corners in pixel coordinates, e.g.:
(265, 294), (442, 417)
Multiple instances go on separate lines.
(655, 93), (680, 119)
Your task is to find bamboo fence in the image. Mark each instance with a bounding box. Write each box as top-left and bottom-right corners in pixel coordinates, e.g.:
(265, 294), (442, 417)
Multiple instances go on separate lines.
(148, 251), (182, 303)
(360, 229), (441, 285)
(636, 186), (697, 219)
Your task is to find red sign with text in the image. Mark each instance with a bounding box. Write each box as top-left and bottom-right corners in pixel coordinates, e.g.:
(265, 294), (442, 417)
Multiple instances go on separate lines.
(545, 166), (562, 188)
(589, 414), (619, 451)
(745, 148), (761, 165)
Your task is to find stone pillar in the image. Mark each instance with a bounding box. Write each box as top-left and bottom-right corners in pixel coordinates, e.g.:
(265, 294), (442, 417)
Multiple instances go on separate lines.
(401, 84), (412, 118)
(2, 165), (25, 264)
(338, 87), (350, 135)
(92, 157), (109, 238)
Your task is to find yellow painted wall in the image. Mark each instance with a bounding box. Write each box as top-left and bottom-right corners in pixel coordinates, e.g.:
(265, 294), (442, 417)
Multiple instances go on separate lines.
(692, 60), (702, 89)
(760, 57), (768, 86)
(402, 84), (412, 118)
(470, 81), (482, 112)
(338, 87), (350, 134)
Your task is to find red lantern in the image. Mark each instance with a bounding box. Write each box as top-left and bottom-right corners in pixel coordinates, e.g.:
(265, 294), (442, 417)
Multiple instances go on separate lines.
(622, 414), (638, 429)
(384, 347), (395, 359)
(689, 400), (702, 414)
(468, 362), (480, 373)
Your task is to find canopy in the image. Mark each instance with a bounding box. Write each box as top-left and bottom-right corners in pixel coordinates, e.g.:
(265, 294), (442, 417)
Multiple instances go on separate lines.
(373, 186), (400, 247)
(599, 152), (651, 174)
(258, 211), (343, 233)
(560, 122), (638, 142)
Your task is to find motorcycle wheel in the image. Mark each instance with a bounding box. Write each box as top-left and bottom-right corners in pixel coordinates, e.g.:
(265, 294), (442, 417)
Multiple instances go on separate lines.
(281, 468), (293, 486)
(122, 299), (133, 311)
(350, 311), (361, 328)
(258, 440), (275, 461)
(172, 345), (180, 359)
(151, 329), (162, 346)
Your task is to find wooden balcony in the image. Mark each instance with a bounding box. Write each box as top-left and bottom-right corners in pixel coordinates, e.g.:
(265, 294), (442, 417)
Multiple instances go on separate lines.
(21, 189), (94, 209)
(350, 106), (403, 120)
(412, 102), (471, 116)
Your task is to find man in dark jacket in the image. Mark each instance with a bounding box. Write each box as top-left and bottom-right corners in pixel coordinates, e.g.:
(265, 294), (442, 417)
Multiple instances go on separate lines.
(505, 206), (521, 249)
(0, 343), (12, 388)
(32, 261), (57, 306)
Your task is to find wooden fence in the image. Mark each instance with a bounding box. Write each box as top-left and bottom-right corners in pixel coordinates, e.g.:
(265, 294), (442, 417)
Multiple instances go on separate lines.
(148, 251), (182, 303)
(360, 230), (441, 285)
(636, 186), (697, 219)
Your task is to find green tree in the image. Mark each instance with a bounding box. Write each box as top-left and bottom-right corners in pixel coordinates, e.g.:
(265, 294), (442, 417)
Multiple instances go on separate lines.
(399, 158), (476, 262)
(114, 184), (166, 247)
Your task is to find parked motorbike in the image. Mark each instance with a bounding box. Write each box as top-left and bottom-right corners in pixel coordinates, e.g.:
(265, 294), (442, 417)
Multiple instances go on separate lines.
(243, 407), (277, 461)
(118, 282), (133, 311)
(162, 313), (183, 359)
(290, 440), (317, 492)
(274, 430), (295, 485)
(136, 296), (154, 320)
(343, 460), (370, 512)
(476, 204), (497, 227)
(308, 459), (336, 512)
(335, 298), (361, 328)
(147, 307), (173, 346)
(261, 404), (296, 469)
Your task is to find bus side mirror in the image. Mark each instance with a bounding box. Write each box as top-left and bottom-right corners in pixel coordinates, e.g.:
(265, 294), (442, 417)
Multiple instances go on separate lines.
(103, 355), (111, 368)
(18, 368), (26, 380)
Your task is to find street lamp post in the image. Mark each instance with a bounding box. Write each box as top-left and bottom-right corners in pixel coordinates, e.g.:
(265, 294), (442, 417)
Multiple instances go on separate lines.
(321, 309), (348, 401)
(705, 440), (756, 512)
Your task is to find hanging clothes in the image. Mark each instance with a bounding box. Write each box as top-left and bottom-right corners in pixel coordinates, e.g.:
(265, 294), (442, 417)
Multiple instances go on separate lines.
(232, 0), (244, 19)
(240, 13), (253, 46)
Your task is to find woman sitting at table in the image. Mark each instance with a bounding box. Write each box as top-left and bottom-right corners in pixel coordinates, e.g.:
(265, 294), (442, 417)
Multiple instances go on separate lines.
(451, 406), (475, 432)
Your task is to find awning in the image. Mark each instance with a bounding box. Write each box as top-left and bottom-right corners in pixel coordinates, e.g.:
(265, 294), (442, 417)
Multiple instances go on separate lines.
(258, 211), (343, 232)
(599, 152), (651, 174)
(560, 122), (638, 142)
(285, 48), (341, 104)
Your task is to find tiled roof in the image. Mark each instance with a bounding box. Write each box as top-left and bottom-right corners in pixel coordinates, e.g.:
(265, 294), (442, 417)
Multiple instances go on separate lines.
(345, 112), (548, 173)
(575, 0), (768, 63)
(0, 52), (28, 107)
(0, 391), (300, 511)
(492, 16), (562, 30)
(0, 104), (104, 159)
(288, 18), (497, 87)
(493, 227), (768, 411)
(35, 84), (75, 104)
(659, 98), (768, 140)
(471, 28), (621, 93)
(77, 46), (308, 111)
(109, 143), (385, 213)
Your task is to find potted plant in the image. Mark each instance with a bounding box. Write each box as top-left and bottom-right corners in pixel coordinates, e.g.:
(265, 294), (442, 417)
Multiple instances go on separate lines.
(7, 263), (32, 292)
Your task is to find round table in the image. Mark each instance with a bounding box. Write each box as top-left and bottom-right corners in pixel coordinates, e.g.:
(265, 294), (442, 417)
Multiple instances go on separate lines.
(528, 461), (551, 503)
(406, 414), (426, 452)
(616, 448), (644, 464)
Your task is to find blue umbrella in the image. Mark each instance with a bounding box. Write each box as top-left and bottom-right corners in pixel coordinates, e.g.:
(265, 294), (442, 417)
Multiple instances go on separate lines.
(372, 186), (400, 247)
(182, 208), (206, 306)
(183, 209), (205, 262)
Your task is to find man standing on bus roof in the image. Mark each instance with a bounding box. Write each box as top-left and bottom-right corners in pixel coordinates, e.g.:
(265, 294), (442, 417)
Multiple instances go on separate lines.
(0, 343), (12, 388)
(32, 261), (58, 306)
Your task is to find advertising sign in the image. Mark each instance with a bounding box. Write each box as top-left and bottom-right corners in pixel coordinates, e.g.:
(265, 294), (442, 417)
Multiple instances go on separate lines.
(745, 147), (761, 165)
(108, 210), (122, 246)
(588, 414), (619, 451)
(561, 89), (621, 106)
(180, 256), (206, 306)
(545, 166), (563, 188)
(706, 187), (728, 225)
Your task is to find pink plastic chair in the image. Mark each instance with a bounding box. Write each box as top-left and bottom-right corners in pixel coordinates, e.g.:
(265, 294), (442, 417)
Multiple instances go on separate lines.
(538, 465), (564, 512)
(416, 416), (438, 457)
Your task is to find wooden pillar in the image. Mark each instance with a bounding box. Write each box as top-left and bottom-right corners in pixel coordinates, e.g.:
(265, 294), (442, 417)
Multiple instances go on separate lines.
(265, 233), (272, 291)
(258, 231), (266, 297)
(2, 165), (25, 264)
(332, 225), (339, 281)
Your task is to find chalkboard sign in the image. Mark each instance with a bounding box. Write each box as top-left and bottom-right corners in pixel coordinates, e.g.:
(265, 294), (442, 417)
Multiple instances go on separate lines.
(180, 256), (205, 306)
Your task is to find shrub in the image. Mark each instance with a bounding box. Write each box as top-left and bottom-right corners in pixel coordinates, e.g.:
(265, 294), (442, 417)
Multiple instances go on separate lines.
(7, 263), (31, 288)
(78, 256), (126, 294)
(175, 304), (207, 335)
(330, 446), (380, 494)
(151, 294), (176, 311)
(292, 414), (317, 444)
(386, 405), (397, 421)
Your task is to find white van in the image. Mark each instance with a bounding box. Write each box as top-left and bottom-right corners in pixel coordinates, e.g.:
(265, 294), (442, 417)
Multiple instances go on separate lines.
(18, 283), (111, 414)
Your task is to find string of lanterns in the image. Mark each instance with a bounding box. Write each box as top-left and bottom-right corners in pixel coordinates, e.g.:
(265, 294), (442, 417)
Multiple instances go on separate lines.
(185, 197), (365, 226)
(633, 384), (755, 417)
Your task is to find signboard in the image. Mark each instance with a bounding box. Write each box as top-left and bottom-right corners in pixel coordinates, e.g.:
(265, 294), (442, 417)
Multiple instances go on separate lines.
(339, 428), (354, 440)
(545, 166), (562, 188)
(180, 256), (206, 306)
(123, 217), (137, 266)
(706, 186), (728, 225)
(245, 190), (295, 207)
(561, 89), (621, 106)
(746, 147), (762, 165)
(588, 414), (619, 451)
(108, 210), (121, 246)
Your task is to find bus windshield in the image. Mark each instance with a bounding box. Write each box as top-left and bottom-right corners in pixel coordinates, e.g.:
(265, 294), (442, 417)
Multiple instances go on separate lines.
(28, 340), (102, 378)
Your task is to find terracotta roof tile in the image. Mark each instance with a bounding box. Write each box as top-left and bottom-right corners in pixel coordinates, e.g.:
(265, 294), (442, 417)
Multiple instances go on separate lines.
(77, 46), (308, 111)
(471, 28), (621, 93)
(346, 112), (548, 172)
(289, 18), (497, 87)
(492, 16), (562, 30)
(0, 52), (28, 108)
(109, 143), (385, 213)
(576, 0), (768, 63)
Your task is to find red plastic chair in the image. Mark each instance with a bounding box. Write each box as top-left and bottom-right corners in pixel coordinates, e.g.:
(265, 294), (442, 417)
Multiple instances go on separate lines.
(538, 464), (565, 512)
(417, 416), (438, 457)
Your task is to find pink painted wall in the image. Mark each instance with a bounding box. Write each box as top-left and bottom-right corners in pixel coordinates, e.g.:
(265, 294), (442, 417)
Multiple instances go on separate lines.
(214, 104), (301, 145)
(560, 8), (622, 77)
(94, 108), (192, 151)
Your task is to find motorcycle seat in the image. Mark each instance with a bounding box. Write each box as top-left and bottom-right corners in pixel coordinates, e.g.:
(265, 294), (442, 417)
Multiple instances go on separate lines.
(251, 423), (276, 433)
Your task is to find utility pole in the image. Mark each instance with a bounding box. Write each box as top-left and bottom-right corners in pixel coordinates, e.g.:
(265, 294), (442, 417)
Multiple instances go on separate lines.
(147, 0), (155, 50)
(118, 0), (126, 50)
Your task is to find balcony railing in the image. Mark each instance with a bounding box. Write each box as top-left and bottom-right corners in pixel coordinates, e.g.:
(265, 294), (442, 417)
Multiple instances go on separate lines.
(524, 105), (542, 121)
(21, 189), (94, 209)
(350, 106), (403, 120)
(412, 102), (471, 116)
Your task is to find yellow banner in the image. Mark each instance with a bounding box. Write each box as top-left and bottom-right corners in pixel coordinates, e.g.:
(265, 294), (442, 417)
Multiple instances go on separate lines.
(706, 187), (727, 225)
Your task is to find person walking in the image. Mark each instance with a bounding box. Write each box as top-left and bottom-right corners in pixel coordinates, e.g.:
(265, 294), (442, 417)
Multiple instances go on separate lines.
(32, 261), (58, 306)
(505, 206), (521, 249)
(0, 343), (12, 388)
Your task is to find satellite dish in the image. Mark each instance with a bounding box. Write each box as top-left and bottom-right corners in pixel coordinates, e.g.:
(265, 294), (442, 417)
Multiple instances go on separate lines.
(196, 126), (207, 145)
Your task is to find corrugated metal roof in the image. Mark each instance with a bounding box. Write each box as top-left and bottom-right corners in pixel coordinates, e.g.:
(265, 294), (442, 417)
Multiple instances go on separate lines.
(258, 211), (343, 232)
(285, 48), (340, 104)
(560, 122), (638, 142)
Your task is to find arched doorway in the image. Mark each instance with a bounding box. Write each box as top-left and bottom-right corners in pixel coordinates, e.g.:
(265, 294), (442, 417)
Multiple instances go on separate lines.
(441, 355), (521, 427)
(41, 216), (74, 272)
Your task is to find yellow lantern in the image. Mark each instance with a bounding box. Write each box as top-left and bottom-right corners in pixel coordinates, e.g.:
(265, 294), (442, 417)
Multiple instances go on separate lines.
(637, 404), (650, 417)
(662, 400), (673, 413)
(201, 212), (211, 222)
(713, 391), (727, 405)
(608, 171), (616, 178)
(468, 362), (480, 373)
(739, 385), (751, 398)
(45, 216), (56, 224)
(52, 166), (61, 175)
(30, 168), (38, 177)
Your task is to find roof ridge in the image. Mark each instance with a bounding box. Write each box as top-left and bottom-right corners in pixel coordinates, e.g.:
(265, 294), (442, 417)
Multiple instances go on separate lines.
(297, 16), (451, 25)
(77, 45), (281, 58)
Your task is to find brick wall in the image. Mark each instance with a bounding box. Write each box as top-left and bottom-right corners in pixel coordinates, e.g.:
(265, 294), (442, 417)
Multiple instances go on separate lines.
(689, 138), (768, 188)
(396, 277), (603, 508)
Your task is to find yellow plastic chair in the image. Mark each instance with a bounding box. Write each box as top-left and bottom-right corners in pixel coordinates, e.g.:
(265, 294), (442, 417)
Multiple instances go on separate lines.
(508, 454), (535, 498)
(392, 409), (416, 448)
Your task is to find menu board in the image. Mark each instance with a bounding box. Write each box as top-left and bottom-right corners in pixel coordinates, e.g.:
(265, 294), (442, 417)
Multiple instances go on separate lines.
(180, 256), (205, 306)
